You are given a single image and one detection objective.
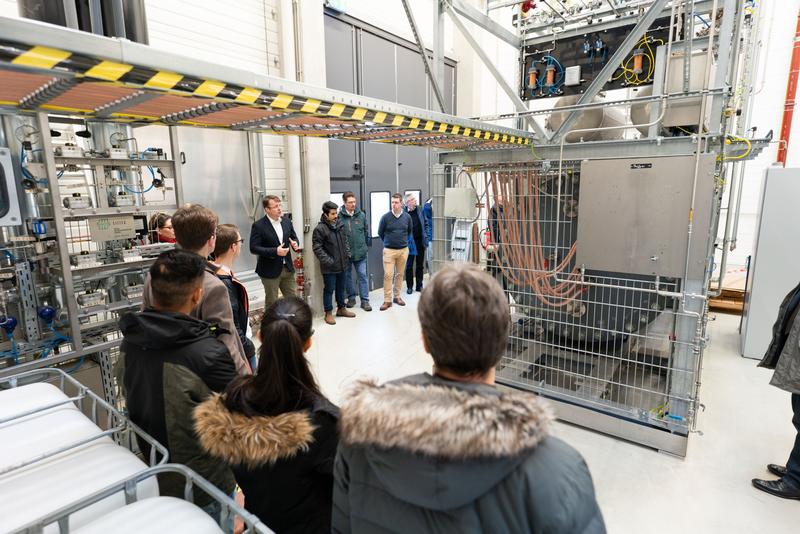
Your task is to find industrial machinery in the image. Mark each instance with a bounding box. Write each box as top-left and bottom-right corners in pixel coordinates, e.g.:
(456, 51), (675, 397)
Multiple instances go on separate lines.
(0, 0), (765, 457)
(0, 110), (180, 406)
(429, 0), (766, 455)
(0, 12), (530, 412)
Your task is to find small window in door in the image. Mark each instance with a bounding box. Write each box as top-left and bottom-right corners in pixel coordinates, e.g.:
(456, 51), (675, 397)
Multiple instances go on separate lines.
(370, 191), (390, 238)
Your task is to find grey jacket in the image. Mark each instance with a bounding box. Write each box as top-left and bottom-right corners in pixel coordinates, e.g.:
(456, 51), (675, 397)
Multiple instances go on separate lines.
(759, 282), (800, 394)
(333, 373), (605, 534)
(143, 260), (250, 376)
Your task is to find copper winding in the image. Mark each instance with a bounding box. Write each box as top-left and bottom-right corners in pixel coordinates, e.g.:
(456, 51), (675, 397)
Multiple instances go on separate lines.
(486, 170), (582, 307)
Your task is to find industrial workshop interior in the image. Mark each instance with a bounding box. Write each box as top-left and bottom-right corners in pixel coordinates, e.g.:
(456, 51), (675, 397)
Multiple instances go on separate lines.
(1, 0), (800, 532)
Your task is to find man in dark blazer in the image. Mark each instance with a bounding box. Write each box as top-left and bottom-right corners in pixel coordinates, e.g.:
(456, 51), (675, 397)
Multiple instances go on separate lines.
(250, 195), (300, 308)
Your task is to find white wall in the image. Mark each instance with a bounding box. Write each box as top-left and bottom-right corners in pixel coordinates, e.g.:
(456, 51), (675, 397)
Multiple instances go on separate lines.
(0, 0), (16, 17)
(145, 0), (288, 201)
(331, 0), (519, 124)
(722, 0), (800, 274)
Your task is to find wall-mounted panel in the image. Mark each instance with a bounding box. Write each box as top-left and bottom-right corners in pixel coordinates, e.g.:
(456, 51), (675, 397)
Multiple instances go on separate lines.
(576, 155), (716, 279)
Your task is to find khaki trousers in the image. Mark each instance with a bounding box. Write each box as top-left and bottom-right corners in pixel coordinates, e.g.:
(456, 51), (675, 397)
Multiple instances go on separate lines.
(261, 267), (296, 308)
(383, 247), (409, 302)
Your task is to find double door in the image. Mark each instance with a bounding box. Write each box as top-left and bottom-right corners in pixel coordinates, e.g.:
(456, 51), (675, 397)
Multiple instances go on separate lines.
(325, 13), (455, 290)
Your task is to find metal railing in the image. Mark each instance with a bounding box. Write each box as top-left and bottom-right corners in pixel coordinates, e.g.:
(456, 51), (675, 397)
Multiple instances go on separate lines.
(431, 163), (705, 434)
(15, 464), (272, 534)
(0, 368), (168, 472)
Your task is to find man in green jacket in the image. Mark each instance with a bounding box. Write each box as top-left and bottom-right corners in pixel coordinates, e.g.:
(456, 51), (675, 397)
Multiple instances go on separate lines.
(339, 192), (372, 311)
(333, 263), (605, 533)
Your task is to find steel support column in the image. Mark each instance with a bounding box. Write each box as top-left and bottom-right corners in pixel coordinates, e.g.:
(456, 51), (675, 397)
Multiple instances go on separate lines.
(445, 3), (547, 139)
(36, 112), (83, 353)
(448, 0), (520, 48)
(401, 0), (447, 112)
(433, 0), (446, 111)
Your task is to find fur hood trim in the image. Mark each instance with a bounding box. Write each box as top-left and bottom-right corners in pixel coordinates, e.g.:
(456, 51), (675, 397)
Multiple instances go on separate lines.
(339, 378), (552, 459)
(194, 394), (316, 467)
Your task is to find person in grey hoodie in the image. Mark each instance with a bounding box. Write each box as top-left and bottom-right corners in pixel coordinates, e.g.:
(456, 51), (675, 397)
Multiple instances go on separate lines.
(333, 263), (605, 534)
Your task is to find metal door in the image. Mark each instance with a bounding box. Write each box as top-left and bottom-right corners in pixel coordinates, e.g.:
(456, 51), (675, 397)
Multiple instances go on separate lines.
(177, 127), (255, 274)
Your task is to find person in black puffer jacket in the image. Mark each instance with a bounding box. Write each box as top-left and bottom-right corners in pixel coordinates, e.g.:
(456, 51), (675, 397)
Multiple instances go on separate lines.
(212, 224), (256, 371)
(312, 201), (354, 325)
(195, 297), (339, 534)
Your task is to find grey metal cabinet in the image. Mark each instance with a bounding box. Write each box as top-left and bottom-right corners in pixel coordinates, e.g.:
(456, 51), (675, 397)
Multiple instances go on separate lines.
(740, 167), (800, 359)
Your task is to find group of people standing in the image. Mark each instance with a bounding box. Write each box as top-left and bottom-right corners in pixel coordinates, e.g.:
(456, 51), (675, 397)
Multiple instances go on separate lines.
(118, 211), (605, 531)
(252, 191), (432, 324)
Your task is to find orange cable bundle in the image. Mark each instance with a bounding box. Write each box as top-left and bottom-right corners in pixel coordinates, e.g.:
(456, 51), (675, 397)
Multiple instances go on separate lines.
(486, 170), (582, 307)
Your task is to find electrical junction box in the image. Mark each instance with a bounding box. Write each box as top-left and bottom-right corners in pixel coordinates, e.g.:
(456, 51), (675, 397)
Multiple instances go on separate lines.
(55, 145), (83, 158)
(564, 66), (582, 87)
(70, 252), (101, 269)
(119, 248), (143, 263)
(122, 284), (144, 299)
(444, 187), (475, 219)
(77, 289), (107, 308)
(63, 194), (91, 209)
(110, 192), (134, 207)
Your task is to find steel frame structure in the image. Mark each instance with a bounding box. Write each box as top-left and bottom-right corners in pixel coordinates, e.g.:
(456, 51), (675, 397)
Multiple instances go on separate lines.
(0, 16), (530, 150)
(429, 0), (764, 456)
(0, 111), (184, 381)
(0, 2), (765, 456)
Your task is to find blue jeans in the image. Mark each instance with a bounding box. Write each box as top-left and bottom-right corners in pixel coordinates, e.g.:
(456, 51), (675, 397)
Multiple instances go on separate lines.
(322, 272), (347, 312)
(346, 258), (369, 303)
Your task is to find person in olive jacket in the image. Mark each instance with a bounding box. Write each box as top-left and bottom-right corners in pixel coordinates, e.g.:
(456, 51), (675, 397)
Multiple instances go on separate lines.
(333, 263), (606, 534)
(195, 297), (339, 534)
(312, 201), (355, 325)
(339, 192), (371, 311)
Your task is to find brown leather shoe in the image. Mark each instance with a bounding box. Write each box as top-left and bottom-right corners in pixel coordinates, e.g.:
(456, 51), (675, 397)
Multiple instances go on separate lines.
(324, 312), (336, 325)
(393, 297), (406, 306)
(336, 307), (356, 318)
(380, 302), (392, 311)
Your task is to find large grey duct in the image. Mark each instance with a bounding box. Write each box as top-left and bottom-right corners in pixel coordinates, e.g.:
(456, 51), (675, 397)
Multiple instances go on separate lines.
(630, 86), (654, 137)
(545, 95), (626, 142)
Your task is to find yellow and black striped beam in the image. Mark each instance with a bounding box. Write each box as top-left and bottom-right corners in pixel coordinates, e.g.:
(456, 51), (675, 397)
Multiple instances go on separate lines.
(0, 33), (532, 149)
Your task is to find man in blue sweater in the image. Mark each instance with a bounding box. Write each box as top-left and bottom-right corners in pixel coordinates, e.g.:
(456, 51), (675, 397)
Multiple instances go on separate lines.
(377, 193), (413, 311)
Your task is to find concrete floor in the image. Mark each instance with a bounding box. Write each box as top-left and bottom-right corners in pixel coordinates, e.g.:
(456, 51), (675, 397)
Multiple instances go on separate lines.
(306, 288), (798, 533)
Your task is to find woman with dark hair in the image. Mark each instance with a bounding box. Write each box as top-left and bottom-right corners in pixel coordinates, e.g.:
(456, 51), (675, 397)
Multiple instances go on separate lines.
(148, 212), (176, 244)
(194, 297), (339, 534)
(212, 223), (256, 371)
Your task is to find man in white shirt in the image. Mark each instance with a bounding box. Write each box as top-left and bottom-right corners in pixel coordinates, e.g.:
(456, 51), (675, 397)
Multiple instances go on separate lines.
(249, 195), (300, 308)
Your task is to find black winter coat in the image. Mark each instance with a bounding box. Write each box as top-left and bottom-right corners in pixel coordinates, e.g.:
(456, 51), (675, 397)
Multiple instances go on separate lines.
(195, 394), (339, 534)
(312, 217), (350, 274)
(759, 281), (800, 394)
(333, 373), (605, 534)
(216, 270), (256, 360)
(118, 310), (237, 505)
(250, 216), (299, 279)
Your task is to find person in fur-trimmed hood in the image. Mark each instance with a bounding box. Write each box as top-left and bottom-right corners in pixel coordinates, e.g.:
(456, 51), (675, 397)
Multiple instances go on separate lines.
(333, 263), (605, 534)
(194, 297), (339, 534)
